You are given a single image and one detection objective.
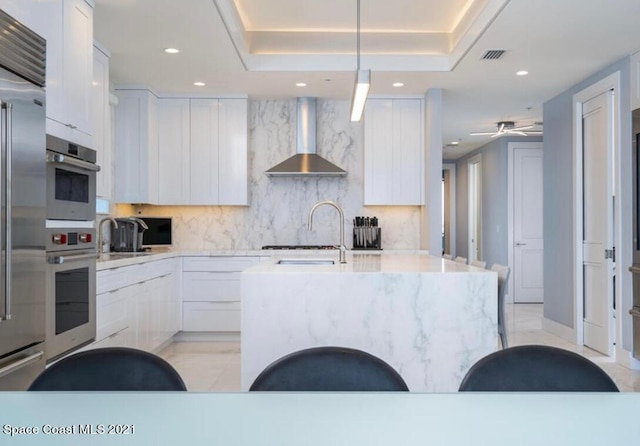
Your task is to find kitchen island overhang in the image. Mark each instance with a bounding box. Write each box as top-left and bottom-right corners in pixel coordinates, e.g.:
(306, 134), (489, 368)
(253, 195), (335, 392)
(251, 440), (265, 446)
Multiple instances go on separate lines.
(241, 253), (497, 392)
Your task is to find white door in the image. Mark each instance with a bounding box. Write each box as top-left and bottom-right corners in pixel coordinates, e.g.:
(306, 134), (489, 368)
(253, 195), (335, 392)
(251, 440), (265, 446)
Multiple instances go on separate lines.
(513, 147), (544, 303)
(582, 91), (615, 356)
(468, 155), (482, 262)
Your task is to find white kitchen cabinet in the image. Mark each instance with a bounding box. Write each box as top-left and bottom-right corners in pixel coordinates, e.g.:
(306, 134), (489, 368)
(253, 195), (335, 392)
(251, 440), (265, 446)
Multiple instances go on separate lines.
(631, 50), (640, 111)
(182, 256), (259, 332)
(93, 42), (111, 199)
(156, 97), (248, 205)
(93, 258), (179, 352)
(36, 0), (94, 146)
(364, 98), (424, 205)
(190, 98), (220, 204)
(218, 99), (248, 205)
(158, 98), (190, 204)
(114, 89), (159, 204)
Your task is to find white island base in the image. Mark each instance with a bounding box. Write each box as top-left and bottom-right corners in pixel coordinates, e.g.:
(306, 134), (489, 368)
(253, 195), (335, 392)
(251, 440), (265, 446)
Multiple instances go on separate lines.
(241, 253), (497, 392)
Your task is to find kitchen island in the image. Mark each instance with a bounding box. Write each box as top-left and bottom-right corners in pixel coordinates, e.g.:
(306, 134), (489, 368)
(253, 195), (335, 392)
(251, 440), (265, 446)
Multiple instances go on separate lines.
(241, 252), (497, 392)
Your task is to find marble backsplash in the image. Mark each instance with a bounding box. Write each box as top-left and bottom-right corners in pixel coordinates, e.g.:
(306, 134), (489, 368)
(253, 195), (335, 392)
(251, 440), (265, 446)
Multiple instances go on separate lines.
(116, 99), (421, 250)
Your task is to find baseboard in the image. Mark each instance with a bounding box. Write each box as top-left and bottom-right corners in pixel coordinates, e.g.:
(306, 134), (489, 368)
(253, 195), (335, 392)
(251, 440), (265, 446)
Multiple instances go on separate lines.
(616, 346), (640, 370)
(542, 317), (576, 343)
(173, 331), (240, 342)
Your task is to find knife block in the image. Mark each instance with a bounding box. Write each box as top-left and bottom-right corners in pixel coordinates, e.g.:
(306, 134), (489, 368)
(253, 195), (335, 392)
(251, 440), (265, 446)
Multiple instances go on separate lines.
(353, 227), (382, 250)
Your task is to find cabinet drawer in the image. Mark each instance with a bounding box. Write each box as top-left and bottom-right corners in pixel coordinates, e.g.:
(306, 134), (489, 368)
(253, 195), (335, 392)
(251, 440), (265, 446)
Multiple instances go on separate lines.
(182, 302), (240, 332)
(182, 256), (258, 272)
(91, 326), (135, 350)
(95, 290), (128, 342)
(97, 266), (134, 294)
(182, 272), (240, 302)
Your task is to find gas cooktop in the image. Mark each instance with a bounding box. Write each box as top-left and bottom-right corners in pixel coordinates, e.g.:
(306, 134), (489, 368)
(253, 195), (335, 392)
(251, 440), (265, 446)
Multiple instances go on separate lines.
(261, 245), (339, 250)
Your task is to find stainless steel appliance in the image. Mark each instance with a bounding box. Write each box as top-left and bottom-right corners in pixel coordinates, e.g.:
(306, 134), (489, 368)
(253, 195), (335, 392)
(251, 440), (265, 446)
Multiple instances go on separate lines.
(46, 134), (99, 221)
(630, 108), (640, 358)
(45, 226), (97, 362)
(111, 217), (148, 252)
(0, 9), (47, 390)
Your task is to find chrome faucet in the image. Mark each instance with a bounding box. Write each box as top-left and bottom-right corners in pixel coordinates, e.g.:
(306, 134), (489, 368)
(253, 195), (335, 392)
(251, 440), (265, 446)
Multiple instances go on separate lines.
(98, 217), (118, 254)
(308, 200), (347, 264)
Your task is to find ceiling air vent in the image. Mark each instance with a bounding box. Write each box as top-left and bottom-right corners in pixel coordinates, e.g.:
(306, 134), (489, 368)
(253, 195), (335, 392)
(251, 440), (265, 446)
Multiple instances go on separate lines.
(481, 49), (506, 60)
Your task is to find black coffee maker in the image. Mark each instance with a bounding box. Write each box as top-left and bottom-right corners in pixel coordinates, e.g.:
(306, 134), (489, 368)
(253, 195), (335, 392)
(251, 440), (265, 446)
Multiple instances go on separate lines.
(111, 217), (148, 252)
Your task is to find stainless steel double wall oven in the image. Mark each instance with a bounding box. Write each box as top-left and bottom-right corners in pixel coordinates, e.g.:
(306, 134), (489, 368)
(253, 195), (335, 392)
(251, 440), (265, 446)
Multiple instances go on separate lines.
(45, 134), (99, 362)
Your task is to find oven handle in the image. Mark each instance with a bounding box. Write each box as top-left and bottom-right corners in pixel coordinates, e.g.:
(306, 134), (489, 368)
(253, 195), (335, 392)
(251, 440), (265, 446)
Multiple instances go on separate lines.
(0, 102), (11, 321)
(47, 252), (98, 265)
(46, 152), (101, 172)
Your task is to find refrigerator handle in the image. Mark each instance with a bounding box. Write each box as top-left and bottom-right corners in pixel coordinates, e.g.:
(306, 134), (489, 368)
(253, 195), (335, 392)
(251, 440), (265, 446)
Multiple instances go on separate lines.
(0, 102), (10, 321)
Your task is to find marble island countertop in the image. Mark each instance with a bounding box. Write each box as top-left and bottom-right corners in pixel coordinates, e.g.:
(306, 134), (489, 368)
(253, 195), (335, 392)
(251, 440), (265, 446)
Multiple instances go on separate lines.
(96, 248), (431, 270)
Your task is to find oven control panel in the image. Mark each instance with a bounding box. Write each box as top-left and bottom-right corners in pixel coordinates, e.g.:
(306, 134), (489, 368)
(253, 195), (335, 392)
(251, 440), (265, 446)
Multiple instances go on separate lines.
(47, 228), (96, 252)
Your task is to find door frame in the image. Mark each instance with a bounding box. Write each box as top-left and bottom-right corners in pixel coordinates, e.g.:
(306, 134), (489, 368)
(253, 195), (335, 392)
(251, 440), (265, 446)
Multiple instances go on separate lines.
(467, 154), (482, 262)
(507, 142), (543, 304)
(442, 163), (457, 257)
(572, 71), (620, 350)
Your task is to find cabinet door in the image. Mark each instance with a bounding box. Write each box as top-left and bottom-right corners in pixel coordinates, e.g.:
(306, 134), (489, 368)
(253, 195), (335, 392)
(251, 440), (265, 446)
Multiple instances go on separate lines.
(364, 99), (423, 205)
(158, 98), (190, 204)
(114, 89), (159, 204)
(190, 98), (220, 204)
(364, 100), (394, 204)
(93, 44), (111, 199)
(63, 0), (93, 135)
(218, 99), (248, 205)
(392, 99), (423, 205)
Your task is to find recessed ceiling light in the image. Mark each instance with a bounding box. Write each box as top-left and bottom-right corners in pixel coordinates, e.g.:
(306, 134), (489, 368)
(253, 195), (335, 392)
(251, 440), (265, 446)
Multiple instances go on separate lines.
(392, 82), (404, 87)
(164, 48), (180, 54)
(516, 70), (529, 76)
(450, 141), (459, 145)
(296, 82), (307, 87)
(193, 81), (205, 87)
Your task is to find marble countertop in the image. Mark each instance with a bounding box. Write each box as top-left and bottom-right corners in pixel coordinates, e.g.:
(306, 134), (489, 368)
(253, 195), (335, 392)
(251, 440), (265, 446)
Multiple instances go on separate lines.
(96, 249), (433, 270)
(245, 251), (485, 274)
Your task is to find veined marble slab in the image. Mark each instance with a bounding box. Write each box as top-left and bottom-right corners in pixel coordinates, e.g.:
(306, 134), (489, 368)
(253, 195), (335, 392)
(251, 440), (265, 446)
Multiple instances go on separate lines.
(241, 253), (497, 392)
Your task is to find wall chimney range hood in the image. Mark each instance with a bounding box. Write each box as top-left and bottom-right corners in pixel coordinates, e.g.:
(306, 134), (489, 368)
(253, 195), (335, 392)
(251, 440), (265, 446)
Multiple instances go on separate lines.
(265, 98), (347, 176)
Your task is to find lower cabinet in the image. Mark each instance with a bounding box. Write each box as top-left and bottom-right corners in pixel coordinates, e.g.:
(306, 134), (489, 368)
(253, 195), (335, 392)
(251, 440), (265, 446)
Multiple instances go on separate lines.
(182, 256), (259, 332)
(93, 258), (180, 352)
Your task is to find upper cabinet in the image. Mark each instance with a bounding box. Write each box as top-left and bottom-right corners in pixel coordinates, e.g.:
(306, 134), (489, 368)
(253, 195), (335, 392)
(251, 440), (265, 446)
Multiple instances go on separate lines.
(154, 97), (248, 206)
(93, 43), (111, 199)
(631, 50), (640, 111)
(114, 89), (159, 204)
(37, 0), (94, 146)
(364, 98), (424, 205)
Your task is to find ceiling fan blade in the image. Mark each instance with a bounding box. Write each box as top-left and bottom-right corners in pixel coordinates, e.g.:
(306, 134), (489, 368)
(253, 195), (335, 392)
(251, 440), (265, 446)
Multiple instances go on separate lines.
(510, 131), (529, 136)
(497, 123), (505, 133)
(512, 125), (533, 131)
(490, 132), (503, 138)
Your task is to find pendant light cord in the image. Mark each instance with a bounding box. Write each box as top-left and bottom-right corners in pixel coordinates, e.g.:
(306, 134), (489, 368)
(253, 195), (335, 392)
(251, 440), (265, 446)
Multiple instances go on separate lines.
(356, 0), (361, 71)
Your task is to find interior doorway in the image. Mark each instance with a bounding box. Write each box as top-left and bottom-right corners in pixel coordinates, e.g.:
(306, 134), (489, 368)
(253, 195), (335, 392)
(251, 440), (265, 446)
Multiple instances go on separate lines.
(468, 154), (482, 262)
(442, 163), (456, 256)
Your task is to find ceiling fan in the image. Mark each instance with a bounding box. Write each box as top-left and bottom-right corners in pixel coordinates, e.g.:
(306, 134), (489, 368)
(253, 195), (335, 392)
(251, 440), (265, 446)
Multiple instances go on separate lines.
(470, 121), (543, 138)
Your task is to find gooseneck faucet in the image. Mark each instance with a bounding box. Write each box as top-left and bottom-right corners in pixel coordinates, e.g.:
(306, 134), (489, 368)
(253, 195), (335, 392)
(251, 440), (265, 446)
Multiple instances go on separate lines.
(308, 200), (347, 264)
(98, 217), (118, 254)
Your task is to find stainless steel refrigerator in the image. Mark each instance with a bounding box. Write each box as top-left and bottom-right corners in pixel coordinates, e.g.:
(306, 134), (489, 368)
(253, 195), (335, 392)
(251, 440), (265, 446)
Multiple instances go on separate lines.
(0, 9), (47, 390)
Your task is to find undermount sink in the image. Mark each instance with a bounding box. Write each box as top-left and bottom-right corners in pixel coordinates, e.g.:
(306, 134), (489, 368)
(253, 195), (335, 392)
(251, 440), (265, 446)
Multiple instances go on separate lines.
(277, 258), (335, 265)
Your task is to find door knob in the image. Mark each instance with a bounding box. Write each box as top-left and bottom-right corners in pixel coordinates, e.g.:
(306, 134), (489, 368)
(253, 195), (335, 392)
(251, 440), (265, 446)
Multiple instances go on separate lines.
(515, 242), (527, 246)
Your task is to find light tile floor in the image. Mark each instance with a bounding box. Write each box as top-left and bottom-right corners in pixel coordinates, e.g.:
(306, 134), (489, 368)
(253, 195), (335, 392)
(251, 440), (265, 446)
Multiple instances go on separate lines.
(158, 303), (640, 392)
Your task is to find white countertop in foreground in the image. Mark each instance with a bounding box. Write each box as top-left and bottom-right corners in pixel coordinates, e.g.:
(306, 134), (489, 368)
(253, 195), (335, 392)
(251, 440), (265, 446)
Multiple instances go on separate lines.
(2, 393), (636, 446)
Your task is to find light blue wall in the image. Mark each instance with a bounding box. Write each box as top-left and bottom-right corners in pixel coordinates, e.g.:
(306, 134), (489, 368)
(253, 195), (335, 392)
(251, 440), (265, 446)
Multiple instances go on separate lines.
(543, 57), (632, 350)
(449, 135), (541, 269)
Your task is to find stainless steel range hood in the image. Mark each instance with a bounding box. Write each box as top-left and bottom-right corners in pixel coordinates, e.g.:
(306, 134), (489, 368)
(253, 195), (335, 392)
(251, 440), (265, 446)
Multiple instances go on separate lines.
(265, 98), (347, 176)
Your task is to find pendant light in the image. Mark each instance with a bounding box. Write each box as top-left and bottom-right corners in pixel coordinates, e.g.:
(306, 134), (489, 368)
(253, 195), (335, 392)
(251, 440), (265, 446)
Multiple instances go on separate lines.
(349, 0), (370, 122)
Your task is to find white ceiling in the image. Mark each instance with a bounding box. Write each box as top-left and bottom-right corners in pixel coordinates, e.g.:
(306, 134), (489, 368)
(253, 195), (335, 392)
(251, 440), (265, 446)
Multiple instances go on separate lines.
(94, 0), (640, 158)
